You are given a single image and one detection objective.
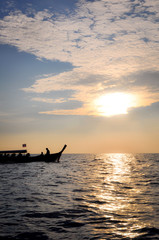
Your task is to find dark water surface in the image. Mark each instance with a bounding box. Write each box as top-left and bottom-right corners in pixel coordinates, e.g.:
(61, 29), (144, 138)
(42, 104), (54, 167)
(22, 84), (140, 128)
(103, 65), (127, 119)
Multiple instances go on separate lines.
(0, 153), (159, 240)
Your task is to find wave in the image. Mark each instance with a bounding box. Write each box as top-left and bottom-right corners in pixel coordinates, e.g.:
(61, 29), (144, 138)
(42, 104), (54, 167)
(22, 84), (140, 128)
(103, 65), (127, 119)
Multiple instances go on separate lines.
(133, 227), (159, 239)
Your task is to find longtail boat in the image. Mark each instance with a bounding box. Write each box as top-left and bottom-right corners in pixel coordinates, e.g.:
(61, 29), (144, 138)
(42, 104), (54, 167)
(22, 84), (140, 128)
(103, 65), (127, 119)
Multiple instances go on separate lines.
(0, 145), (67, 164)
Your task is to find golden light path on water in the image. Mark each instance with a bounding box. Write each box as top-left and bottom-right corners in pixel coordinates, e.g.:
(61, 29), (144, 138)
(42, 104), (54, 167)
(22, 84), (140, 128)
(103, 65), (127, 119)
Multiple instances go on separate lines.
(0, 153), (158, 239)
(83, 153), (154, 239)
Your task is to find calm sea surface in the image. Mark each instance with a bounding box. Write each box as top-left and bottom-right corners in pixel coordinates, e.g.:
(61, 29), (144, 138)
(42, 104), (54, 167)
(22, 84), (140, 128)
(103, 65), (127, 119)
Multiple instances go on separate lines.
(0, 153), (159, 240)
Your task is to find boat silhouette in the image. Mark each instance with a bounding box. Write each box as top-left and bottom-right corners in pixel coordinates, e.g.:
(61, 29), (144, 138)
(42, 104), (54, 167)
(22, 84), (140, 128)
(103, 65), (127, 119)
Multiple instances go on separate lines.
(0, 145), (67, 164)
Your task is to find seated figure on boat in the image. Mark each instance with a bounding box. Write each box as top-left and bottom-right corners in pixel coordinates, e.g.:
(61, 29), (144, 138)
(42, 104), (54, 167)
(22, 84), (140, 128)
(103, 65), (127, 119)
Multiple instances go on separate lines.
(46, 148), (50, 155)
(11, 153), (16, 158)
(17, 152), (22, 158)
(25, 153), (30, 158)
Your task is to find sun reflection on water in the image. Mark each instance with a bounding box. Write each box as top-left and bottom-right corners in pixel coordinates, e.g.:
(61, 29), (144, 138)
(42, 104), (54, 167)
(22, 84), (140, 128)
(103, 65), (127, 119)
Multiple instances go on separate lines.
(85, 153), (153, 239)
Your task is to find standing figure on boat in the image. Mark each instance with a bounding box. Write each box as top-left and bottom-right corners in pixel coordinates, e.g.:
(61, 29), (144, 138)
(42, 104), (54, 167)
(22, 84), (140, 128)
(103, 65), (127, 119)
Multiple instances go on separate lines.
(46, 148), (50, 155)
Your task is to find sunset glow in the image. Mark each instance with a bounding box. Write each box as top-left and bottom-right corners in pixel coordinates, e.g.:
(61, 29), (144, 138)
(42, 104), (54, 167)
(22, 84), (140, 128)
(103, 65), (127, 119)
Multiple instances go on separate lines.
(0, 0), (159, 153)
(95, 93), (137, 116)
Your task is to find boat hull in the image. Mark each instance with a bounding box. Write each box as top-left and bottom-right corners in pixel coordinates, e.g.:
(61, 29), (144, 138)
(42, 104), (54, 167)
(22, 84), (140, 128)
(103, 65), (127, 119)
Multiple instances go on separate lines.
(0, 145), (67, 164)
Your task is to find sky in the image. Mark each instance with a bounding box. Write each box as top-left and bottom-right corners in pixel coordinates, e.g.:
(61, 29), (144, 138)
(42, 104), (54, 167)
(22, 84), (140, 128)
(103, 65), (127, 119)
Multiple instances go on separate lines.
(0, 0), (159, 153)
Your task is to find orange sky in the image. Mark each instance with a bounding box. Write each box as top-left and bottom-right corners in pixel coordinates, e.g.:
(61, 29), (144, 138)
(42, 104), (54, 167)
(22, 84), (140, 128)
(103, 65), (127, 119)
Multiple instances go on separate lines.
(0, 0), (159, 153)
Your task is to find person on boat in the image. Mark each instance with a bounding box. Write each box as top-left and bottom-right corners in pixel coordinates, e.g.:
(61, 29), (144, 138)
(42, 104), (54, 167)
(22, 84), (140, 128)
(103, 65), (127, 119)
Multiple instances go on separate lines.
(17, 152), (22, 158)
(11, 153), (16, 158)
(25, 153), (30, 158)
(46, 148), (50, 155)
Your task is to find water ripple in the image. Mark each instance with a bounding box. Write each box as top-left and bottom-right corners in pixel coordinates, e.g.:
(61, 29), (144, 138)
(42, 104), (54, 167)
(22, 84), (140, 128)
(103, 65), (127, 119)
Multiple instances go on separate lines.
(0, 153), (159, 239)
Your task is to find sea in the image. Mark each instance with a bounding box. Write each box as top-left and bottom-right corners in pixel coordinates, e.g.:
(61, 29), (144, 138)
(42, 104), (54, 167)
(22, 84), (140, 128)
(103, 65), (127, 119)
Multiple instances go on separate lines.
(0, 153), (159, 240)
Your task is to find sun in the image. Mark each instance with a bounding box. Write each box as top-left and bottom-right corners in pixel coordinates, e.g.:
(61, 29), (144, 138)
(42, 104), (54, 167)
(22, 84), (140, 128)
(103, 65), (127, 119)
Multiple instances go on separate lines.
(94, 92), (136, 117)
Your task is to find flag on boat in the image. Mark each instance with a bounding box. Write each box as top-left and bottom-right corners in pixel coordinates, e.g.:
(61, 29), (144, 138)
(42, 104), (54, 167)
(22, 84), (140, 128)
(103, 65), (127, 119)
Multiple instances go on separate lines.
(22, 144), (27, 147)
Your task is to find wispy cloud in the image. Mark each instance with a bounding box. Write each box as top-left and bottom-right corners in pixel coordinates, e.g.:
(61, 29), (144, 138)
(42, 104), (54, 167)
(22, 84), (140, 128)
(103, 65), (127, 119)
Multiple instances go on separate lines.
(32, 97), (66, 104)
(39, 108), (95, 116)
(0, 0), (159, 115)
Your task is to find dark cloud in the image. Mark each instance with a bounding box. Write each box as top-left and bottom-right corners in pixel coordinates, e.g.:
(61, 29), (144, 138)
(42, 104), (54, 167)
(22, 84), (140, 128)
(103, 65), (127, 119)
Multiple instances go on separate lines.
(127, 70), (159, 92)
(129, 101), (159, 118)
(124, 0), (156, 19)
(75, 74), (107, 86)
(141, 37), (150, 43)
(97, 70), (159, 97)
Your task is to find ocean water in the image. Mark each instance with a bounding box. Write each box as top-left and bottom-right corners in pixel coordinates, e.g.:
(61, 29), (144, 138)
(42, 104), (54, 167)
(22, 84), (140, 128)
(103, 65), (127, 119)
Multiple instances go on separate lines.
(0, 153), (159, 240)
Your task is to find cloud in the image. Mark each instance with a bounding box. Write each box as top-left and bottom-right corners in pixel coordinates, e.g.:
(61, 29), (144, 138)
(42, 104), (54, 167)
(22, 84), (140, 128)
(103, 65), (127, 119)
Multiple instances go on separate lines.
(23, 68), (111, 114)
(23, 66), (159, 116)
(0, 111), (11, 117)
(129, 101), (159, 119)
(0, 0), (158, 70)
(23, 67), (110, 93)
(127, 71), (159, 92)
(0, 0), (159, 116)
(39, 108), (92, 116)
(32, 97), (66, 104)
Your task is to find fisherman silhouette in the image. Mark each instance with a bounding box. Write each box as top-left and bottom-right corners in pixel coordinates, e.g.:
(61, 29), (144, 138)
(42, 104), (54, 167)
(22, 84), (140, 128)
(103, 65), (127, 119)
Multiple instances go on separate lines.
(26, 153), (30, 158)
(46, 148), (50, 155)
(17, 152), (22, 157)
